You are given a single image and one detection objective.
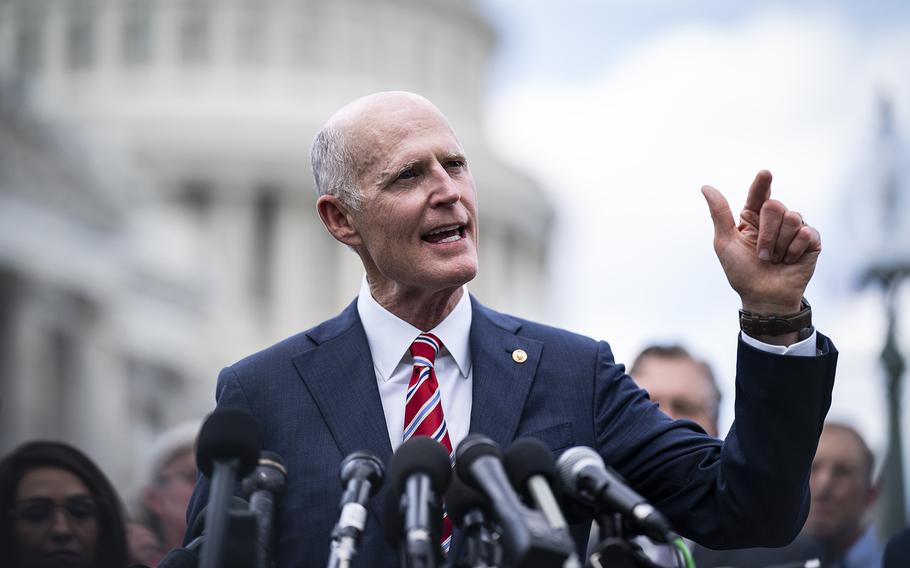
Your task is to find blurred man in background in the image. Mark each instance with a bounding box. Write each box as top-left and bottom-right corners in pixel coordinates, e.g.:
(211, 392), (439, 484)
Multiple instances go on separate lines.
(630, 345), (721, 437)
(129, 421), (199, 566)
(631, 344), (822, 567)
(804, 422), (882, 568)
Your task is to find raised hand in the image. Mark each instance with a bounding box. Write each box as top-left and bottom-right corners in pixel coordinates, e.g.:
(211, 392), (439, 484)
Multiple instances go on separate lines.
(701, 170), (821, 326)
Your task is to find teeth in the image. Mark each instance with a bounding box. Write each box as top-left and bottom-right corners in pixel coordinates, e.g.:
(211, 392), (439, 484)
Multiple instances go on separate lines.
(438, 234), (462, 243)
(427, 224), (461, 236)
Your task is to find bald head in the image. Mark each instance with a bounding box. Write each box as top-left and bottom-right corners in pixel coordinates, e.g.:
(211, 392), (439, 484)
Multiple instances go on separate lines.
(311, 92), (458, 210)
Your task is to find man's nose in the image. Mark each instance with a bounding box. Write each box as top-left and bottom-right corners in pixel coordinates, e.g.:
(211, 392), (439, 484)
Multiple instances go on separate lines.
(811, 467), (833, 494)
(428, 163), (461, 207)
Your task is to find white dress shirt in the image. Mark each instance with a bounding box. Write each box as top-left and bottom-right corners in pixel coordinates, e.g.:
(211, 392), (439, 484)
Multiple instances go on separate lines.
(357, 277), (474, 452)
(356, 276), (818, 453)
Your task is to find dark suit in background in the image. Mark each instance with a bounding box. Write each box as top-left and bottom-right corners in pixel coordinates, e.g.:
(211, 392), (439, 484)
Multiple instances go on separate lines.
(884, 526), (910, 568)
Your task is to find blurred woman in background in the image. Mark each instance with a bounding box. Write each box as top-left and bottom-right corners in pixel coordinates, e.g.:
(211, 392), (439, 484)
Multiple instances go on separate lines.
(0, 441), (128, 568)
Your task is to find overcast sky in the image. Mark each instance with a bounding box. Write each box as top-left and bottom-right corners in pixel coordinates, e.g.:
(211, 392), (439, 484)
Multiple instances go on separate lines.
(475, 1), (910, 496)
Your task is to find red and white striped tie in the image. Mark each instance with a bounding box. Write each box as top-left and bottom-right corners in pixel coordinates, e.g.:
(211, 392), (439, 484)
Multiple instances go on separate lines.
(403, 332), (454, 553)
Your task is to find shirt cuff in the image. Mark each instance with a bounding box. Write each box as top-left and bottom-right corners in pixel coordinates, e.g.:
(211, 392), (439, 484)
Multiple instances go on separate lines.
(740, 328), (817, 356)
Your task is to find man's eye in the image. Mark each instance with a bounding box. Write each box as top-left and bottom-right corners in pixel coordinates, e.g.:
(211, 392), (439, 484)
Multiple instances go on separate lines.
(446, 160), (464, 169)
(398, 169), (416, 180)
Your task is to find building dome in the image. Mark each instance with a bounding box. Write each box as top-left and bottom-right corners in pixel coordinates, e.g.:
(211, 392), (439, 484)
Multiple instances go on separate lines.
(0, 0), (554, 488)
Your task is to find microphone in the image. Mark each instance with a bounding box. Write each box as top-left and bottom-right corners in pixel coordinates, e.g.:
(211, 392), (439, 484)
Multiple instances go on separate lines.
(504, 438), (581, 568)
(196, 408), (262, 568)
(327, 451), (385, 568)
(242, 451), (288, 568)
(455, 434), (575, 568)
(385, 436), (452, 568)
(556, 446), (673, 543)
(446, 471), (502, 568)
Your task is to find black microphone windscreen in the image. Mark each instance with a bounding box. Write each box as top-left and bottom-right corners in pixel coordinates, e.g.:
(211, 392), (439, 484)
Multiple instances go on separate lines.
(190, 496), (250, 538)
(454, 434), (502, 488)
(504, 438), (560, 496)
(388, 436), (452, 495)
(196, 408), (262, 478)
(445, 471), (490, 528)
(339, 451), (384, 496)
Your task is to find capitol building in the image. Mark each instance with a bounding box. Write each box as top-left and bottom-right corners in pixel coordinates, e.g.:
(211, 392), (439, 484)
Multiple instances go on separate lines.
(0, 0), (553, 489)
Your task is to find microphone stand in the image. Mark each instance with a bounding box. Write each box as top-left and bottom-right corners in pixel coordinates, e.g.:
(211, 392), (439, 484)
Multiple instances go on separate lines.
(449, 510), (502, 568)
(402, 476), (440, 568)
(587, 513), (665, 568)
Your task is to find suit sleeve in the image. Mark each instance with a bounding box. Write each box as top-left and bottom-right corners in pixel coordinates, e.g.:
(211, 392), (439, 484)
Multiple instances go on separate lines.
(183, 366), (256, 545)
(593, 333), (837, 548)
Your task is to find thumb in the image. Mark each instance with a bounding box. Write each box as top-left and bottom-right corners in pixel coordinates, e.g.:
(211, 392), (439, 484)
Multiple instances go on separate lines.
(701, 185), (736, 241)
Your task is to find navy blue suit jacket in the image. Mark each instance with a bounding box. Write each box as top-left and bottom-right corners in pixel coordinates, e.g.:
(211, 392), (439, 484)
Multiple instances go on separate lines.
(185, 296), (837, 567)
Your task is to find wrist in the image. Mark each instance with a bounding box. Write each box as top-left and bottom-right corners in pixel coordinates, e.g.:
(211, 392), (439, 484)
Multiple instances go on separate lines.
(739, 299), (803, 315)
(739, 297), (812, 343)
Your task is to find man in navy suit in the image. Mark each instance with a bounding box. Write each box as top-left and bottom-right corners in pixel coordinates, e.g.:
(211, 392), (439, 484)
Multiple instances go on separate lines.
(185, 91), (837, 567)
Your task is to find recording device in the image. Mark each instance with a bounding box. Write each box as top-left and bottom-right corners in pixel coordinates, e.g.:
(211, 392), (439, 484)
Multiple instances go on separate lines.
(327, 451), (385, 568)
(504, 438), (581, 568)
(158, 497), (255, 568)
(242, 451), (288, 568)
(196, 408), (262, 568)
(385, 436), (452, 568)
(556, 446), (673, 543)
(446, 471), (502, 568)
(455, 434), (575, 568)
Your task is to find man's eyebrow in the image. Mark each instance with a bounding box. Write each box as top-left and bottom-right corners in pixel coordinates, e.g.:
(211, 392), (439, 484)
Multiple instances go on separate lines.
(376, 159), (420, 186)
(444, 151), (467, 162)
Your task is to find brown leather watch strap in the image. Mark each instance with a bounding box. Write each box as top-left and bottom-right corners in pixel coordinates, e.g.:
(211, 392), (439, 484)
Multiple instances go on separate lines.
(739, 298), (812, 337)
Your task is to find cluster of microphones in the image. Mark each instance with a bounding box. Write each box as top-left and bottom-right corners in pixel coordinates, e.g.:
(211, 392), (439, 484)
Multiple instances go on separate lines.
(152, 408), (691, 568)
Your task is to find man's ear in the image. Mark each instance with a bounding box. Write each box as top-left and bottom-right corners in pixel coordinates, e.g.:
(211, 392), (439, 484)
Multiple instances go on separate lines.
(316, 194), (363, 247)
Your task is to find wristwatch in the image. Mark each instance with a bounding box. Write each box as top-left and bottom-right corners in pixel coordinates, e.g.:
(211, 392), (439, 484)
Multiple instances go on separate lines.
(739, 298), (812, 337)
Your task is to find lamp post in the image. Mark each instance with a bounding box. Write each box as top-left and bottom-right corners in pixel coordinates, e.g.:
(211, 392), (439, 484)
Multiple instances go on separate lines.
(862, 267), (908, 540)
(856, 97), (909, 541)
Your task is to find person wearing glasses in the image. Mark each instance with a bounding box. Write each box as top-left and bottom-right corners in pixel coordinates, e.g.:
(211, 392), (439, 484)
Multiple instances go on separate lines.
(0, 441), (128, 568)
(129, 421), (199, 566)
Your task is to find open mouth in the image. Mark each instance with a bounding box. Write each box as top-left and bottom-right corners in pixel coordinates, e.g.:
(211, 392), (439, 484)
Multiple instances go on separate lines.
(422, 224), (466, 244)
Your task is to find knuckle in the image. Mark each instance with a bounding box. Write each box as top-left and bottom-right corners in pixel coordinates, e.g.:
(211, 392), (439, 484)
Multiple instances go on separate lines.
(761, 199), (785, 215)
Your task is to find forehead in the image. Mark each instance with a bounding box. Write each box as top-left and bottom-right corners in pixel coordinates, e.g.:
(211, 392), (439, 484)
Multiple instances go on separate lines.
(344, 99), (463, 183)
(816, 427), (867, 467)
(161, 448), (195, 472)
(16, 466), (91, 500)
(634, 357), (712, 397)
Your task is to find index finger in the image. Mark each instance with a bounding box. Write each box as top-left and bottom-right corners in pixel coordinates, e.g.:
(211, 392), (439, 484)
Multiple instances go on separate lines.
(744, 170), (773, 214)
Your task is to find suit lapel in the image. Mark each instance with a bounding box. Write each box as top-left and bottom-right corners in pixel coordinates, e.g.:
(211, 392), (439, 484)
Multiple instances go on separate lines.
(291, 303), (393, 523)
(292, 305), (392, 462)
(468, 298), (543, 449)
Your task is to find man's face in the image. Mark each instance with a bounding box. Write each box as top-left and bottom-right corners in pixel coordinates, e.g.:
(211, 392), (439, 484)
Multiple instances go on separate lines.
(632, 356), (718, 437)
(144, 449), (197, 550)
(805, 426), (875, 542)
(342, 97), (479, 296)
(12, 466), (99, 568)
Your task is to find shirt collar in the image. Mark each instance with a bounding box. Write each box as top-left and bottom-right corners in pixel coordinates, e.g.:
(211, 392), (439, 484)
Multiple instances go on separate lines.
(356, 276), (472, 382)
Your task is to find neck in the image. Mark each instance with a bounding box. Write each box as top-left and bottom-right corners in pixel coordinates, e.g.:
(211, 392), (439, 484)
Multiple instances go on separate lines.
(368, 277), (464, 331)
(823, 524), (867, 564)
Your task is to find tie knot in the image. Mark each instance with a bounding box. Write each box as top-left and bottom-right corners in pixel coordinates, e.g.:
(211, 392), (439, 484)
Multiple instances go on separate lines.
(409, 333), (442, 368)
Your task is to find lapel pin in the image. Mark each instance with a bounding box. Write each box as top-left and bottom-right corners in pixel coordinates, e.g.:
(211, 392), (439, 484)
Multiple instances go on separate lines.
(512, 349), (528, 364)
